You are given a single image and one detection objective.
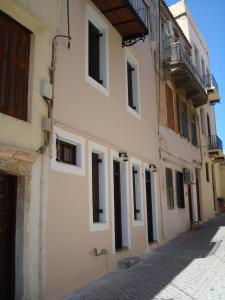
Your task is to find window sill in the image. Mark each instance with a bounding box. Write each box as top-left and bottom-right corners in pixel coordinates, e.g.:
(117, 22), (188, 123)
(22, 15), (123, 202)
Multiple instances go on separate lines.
(89, 222), (109, 232)
(132, 219), (144, 227)
(51, 160), (85, 176)
(86, 75), (109, 97)
(127, 106), (141, 120)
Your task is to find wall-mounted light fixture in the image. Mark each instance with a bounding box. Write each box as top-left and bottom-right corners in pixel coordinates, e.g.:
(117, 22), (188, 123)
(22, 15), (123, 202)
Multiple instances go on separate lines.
(149, 164), (157, 172)
(119, 152), (128, 162)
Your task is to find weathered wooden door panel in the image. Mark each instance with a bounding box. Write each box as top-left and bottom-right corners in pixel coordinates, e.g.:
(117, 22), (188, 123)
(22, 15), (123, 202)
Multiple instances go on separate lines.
(145, 171), (154, 243)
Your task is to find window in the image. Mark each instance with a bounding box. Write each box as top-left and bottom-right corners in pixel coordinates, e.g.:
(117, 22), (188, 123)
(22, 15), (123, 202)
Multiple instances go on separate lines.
(126, 52), (140, 118)
(166, 168), (174, 209)
(191, 113), (198, 146)
(86, 4), (108, 95)
(194, 46), (200, 71)
(131, 159), (143, 224)
(89, 141), (109, 231)
(200, 108), (207, 135)
(56, 140), (77, 165)
(176, 171), (185, 208)
(0, 11), (31, 121)
(201, 58), (205, 77)
(51, 127), (85, 176)
(180, 102), (189, 138)
(165, 84), (175, 131)
(207, 114), (211, 136)
(206, 163), (210, 182)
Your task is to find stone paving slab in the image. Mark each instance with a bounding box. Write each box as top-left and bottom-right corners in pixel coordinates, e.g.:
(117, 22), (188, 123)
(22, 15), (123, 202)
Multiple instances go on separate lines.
(64, 215), (225, 300)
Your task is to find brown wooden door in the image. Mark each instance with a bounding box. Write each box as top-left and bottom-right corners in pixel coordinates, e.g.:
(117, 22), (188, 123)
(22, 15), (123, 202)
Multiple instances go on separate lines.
(92, 153), (100, 223)
(0, 174), (17, 299)
(188, 185), (193, 224)
(195, 169), (202, 221)
(113, 161), (122, 250)
(145, 171), (154, 243)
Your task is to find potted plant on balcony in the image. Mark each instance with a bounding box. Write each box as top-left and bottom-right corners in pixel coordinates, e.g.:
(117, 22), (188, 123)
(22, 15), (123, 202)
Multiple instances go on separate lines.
(217, 197), (225, 213)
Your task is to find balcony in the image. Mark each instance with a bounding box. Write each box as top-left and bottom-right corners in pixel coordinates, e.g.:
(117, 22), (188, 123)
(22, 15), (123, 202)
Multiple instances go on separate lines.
(208, 135), (223, 158)
(205, 74), (221, 105)
(164, 42), (208, 108)
(90, 0), (149, 46)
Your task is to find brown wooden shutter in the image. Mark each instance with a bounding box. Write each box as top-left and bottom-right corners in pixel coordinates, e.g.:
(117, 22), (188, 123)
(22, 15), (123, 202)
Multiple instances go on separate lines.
(132, 167), (138, 220)
(92, 153), (100, 223)
(176, 94), (181, 134)
(0, 11), (31, 121)
(127, 62), (135, 109)
(165, 84), (175, 131)
(88, 21), (101, 84)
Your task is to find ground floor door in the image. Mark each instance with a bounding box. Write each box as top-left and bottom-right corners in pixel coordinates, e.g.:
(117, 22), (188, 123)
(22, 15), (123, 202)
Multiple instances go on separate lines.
(145, 170), (154, 243)
(211, 165), (217, 211)
(113, 161), (123, 250)
(188, 185), (193, 224)
(0, 173), (17, 299)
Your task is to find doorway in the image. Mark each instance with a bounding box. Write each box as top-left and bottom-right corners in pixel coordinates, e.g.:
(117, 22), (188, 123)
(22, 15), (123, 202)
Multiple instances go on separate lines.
(188, 185), (193, 225)
(195, 169), (202, 221)
(0, 173), (17, 300)
(145, 170), (154, 243)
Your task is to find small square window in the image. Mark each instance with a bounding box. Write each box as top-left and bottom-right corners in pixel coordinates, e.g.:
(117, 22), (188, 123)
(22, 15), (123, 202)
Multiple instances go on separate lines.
(56, 139), (77, 166)
(51, 127), (85, 176)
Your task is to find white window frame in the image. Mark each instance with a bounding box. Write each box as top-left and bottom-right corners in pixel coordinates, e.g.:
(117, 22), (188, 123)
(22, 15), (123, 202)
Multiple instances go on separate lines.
(51, 126), (85, 176)
(125, 50), (141, 120)
(143, 163), (159, 245)
(130, 157), (144, 227)
(111, 150), (131, 254)
(88, 141), (109, 231)
(85, 3), (109, 97)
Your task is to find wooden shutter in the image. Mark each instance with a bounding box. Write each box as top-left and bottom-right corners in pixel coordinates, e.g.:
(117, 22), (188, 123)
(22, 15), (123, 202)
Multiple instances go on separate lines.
(0, 11), (31, 121)
(181, 102), (189, 138)
(132, 167), (138, 220)
(127, 62), (135, 109)
(92, 153), (100, 223)
(176, 171), (185, 208)
(166, 84), (175, 131)
(166, 168), (174, 208)
(176, 94), (181, 134)
(191, 113), (197, 146)
(88, 21), (101, 83)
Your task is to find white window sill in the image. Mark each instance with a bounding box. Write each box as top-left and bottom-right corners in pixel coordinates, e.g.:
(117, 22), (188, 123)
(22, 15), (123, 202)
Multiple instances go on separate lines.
(86, 75), (109, 97)
(127, 106), (141, 120)
(89, 222), (109, 232)
(51, 161), (85, 176)
(132, 220), (144, 227)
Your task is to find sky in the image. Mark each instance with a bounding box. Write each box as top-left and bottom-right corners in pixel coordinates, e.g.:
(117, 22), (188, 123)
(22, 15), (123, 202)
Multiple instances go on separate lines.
(165, 0), (225, 147)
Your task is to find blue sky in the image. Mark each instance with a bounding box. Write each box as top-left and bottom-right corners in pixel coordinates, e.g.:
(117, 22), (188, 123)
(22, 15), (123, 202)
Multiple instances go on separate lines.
(165, 0), (225, 146)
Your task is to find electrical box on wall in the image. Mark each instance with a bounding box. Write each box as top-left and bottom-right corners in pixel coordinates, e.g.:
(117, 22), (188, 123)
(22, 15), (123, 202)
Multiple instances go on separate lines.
(41, 80), (53, 100)
(42, 117), (51, 132)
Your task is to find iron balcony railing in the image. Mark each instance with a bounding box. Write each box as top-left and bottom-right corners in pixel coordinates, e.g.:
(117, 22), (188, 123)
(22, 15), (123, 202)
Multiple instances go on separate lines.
(128, 0), (149, 30)
(165, 42), (207, 92)
(208, 135), (223, 151)
(204, 74), (219, 92)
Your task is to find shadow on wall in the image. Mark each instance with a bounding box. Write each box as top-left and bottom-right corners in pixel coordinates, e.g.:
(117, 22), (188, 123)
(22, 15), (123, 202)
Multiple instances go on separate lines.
(63, 215), (225, 300)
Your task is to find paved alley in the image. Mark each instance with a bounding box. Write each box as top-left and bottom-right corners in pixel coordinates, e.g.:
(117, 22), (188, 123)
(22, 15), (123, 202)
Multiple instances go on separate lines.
(64, 215), (225, 300)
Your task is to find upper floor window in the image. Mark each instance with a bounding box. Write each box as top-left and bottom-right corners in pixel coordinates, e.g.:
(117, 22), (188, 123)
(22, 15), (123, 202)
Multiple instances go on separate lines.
(194, 46), (200, 72)
(126, 52), (140, 118)
(0, 11), (31, 121)
(86, 4), (109, 96)
(191, 113), (198, 146)
(200, 108), (207, 135)
(180, 102), (189, 139)
(176, 171), (185, 209)
(165, 84), (175, 131)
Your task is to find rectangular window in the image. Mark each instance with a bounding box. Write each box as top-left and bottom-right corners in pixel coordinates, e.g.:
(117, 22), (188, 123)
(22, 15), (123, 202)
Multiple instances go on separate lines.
(89, 142), (108, 231)
(0, 11), (31, 121)
(52, 127), (85, 176)
(86, 4), (108, 94)
(126, 52), (140, 117)
(166, 84), (175, 131)
(207, 114), (211, 136)
(56, 139), (77, 165)
(88, 21), (102, 84)
(200, 108), (207, 135)
(206, 163), (210, 182)
(181, 102), (189, 138)
(191, 113), (198, 146)
(176, 171), (185, 208)
(132, 164), (143, 221)
(166, 168), (174, 209)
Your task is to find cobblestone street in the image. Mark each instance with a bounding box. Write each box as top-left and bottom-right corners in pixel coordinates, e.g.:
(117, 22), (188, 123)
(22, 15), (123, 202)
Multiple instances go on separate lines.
(64, 215), (225, 300)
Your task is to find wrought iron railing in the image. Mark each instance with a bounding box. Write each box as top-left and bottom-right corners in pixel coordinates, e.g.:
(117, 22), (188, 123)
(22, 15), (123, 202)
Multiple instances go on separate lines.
(208, 135), (223, 150)
(164, 42), (207, 92)
(128, 0), (149, 29)
(204, 74), (219, 92)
